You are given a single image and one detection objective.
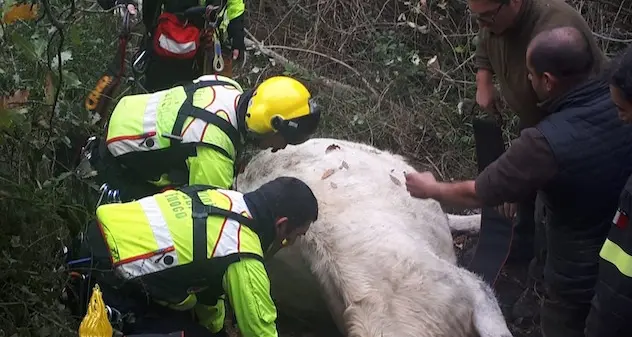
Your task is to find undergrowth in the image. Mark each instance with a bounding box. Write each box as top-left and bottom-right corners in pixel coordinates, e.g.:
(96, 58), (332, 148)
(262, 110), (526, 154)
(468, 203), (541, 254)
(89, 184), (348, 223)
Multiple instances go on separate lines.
(0, 0), (631, 335)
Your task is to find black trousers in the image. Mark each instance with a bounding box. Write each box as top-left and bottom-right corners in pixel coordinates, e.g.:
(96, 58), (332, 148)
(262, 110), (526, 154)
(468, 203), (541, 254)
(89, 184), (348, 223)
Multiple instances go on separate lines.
(539, 218), (610, 337)
(507, 195), (537, 265)
(66, 222), (226, 337)
(124, 302), (226, 337)
(508, 120), (543, 268)
(142, 45), (234, 94)
(143, 53), (199, 93)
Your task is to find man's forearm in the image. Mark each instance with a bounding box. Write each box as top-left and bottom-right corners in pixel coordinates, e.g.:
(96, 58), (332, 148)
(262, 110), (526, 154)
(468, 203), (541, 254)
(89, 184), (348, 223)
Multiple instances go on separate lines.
(433, 180), (482, 210)
(476, 68), (493, 88)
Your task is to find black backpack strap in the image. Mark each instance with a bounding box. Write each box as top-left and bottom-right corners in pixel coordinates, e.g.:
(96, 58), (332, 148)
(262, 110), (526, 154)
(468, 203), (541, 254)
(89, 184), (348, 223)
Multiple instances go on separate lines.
(179, 185), (258, 262)
(163, 80), (244, 160)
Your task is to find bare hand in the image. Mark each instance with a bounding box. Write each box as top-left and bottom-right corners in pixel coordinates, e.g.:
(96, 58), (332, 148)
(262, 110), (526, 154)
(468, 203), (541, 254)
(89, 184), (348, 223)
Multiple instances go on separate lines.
(232, 49), (240, 60)
(476, 84), (498, 113)
(495, 202), (517, 220)
(405, 171), (439, 199)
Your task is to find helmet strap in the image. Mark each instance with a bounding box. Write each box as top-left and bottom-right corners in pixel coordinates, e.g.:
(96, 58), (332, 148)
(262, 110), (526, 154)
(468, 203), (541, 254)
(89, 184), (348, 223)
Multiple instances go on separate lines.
(235, 89), (255, 139)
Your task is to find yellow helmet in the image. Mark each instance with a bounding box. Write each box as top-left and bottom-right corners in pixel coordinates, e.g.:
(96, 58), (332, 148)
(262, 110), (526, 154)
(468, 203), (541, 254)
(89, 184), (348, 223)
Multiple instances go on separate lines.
(245, 76), (321, 144)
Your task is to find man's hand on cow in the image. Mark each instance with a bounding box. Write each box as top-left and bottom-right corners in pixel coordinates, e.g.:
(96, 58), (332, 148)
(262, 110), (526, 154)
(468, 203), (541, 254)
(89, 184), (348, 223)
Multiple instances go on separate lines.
(495, 202), (517, 220)
(405, 171), (439, 199)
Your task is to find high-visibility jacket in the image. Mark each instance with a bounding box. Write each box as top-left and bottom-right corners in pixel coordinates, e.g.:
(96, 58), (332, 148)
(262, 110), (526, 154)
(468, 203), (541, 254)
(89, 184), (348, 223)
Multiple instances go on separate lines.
(95, 185), (263, 306)
(104, 75), (246, 190)
(585, 175), (632, 337)
(215, 0), (245, 44)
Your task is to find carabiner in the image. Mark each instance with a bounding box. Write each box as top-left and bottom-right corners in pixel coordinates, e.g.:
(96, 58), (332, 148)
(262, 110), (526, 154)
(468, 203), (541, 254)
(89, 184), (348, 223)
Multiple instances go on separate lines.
(112, 189), (121, 203)
(106, 305), (123, 325)
(96, 183), (108, 207)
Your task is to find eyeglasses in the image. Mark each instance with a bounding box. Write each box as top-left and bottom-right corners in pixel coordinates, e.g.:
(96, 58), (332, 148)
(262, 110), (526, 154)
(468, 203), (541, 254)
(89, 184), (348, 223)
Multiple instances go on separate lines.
(472, 3), (504, 25)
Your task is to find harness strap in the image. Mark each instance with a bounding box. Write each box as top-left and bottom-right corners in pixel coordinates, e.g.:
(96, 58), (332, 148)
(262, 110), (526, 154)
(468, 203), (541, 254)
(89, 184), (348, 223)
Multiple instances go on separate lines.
(166, 80), (243, 160)
(179, 185), (257, 262)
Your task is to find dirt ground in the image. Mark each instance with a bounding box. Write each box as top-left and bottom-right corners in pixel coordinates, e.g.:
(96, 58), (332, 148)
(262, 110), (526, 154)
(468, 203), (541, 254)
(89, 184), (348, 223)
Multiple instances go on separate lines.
(454, 234), (543, 337)
(227, 232), (543, 337)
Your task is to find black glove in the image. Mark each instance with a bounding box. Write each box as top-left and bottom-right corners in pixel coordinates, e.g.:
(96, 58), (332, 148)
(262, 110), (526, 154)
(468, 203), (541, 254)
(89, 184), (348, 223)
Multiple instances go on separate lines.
(227, 14), (245, 60)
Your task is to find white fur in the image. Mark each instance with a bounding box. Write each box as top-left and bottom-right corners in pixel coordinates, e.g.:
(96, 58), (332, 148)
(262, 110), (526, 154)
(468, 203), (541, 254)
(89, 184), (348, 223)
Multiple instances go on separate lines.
(235, 138), (511, 337)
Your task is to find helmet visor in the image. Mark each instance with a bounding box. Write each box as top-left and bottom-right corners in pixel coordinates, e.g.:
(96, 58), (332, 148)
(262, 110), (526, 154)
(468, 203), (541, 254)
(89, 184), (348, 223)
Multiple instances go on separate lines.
(276, 99), (321, 145)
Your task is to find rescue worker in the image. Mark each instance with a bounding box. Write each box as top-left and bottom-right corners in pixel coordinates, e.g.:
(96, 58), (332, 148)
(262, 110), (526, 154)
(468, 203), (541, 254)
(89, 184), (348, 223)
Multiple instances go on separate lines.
(97, 0), (245, 92)
(80, 74), (321, 202)
(404, 27), (632, 337)
(584, 44), (632, 337)
(469, 0), (605, 268)
(64, 176), (319, 337)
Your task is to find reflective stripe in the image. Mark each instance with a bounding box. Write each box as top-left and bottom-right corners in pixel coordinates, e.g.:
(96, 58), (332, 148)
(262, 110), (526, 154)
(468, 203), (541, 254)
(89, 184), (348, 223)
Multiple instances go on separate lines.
(108, 189), (262, 280)
(600, 238), (632, 278)
(213, 190), (251, 256)
(108, 91), (165, 156)
(117, 250), (179, 279)
(143, 91), (163, 134)
(182, 119), (207, 143)
(158, 34), (197, 55)
(115, 197), (179, 279)
(139, 197), (175, 250)
(108, 139), (139, 156)
(214, 219), (241, 257)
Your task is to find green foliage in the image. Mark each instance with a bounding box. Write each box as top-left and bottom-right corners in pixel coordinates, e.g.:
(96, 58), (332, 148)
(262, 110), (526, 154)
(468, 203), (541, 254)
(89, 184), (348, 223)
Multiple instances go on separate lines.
(0, 1), (122, 335)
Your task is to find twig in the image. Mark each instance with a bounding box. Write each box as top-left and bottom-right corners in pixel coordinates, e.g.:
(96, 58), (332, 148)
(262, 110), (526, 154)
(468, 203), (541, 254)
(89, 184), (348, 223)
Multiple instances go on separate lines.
(244, 32), (376, 98)
(604, 0), (626, 51)
(245, 30), (380, 98)
(38, 0), (73, 151)
(592, 31), (632, 44)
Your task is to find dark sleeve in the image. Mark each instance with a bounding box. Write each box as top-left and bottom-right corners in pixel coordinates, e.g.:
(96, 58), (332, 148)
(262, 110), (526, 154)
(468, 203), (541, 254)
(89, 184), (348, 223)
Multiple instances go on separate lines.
(474, 127), (558, 206)
(585, 176), (632, 337)
(227, 13), (246, 52)
(474, 29), (492, 71)
(96, 0), (117, 10)
(142, 0), (162, 32)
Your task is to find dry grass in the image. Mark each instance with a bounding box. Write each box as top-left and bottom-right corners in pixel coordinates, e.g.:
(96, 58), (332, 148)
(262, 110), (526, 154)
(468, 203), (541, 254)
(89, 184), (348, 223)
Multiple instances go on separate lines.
(0, 0), (631, 336)
(237, 0), (632, 181)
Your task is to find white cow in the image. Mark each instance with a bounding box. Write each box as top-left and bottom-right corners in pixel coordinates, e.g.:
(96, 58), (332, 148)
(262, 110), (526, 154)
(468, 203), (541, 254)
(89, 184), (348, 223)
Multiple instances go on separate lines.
(235, 138), (512, 337)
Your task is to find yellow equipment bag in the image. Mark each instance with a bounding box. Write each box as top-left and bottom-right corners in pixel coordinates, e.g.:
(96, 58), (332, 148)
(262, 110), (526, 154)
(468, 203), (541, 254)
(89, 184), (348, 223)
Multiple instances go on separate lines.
(78, 284), (113, 337)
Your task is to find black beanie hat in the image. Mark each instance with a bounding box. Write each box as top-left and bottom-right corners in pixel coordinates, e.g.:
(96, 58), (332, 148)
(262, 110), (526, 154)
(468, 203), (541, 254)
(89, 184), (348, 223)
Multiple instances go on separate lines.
(243, 176), (318, 246)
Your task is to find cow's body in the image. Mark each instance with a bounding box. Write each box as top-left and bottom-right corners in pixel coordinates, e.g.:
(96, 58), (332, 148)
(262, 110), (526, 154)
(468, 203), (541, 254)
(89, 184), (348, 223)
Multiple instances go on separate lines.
(235, 138), (511, 337)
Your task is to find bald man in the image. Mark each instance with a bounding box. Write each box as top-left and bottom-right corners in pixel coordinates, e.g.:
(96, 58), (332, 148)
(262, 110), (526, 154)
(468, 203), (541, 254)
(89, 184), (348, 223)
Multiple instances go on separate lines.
(404, 26), (632, 337)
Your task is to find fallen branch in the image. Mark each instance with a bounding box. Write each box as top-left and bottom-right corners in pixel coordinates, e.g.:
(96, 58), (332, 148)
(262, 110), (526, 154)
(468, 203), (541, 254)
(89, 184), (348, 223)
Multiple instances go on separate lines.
(244, 30), (380, 99)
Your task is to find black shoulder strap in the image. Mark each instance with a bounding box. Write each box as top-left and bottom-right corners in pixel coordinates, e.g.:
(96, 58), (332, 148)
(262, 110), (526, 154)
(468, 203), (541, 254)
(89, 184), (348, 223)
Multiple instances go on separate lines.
(179, 185), (258, 262)
(163, 80), (244, 159)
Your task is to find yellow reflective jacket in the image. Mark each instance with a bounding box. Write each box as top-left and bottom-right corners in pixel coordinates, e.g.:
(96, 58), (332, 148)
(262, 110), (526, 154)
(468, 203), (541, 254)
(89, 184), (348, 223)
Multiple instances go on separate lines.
(95, 185), (279, 336)
(105, 75), (246, 190)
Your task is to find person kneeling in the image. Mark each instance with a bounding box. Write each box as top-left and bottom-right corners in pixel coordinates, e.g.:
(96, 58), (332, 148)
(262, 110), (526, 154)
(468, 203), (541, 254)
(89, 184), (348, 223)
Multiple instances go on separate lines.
(65, 176), (318, 337)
